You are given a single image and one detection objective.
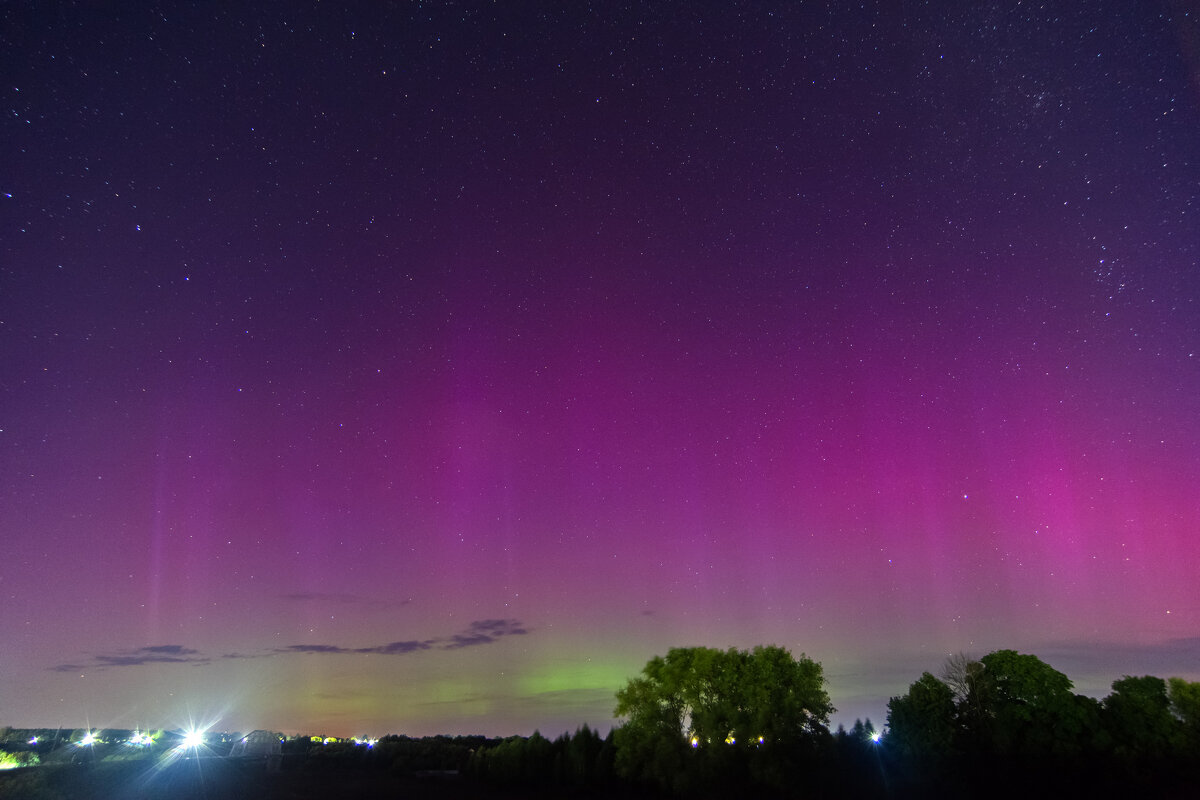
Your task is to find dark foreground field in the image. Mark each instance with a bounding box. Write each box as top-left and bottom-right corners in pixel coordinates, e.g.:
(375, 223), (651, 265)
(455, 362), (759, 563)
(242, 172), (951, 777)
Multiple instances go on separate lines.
(4, 757), (1199, 800)
(0, 757), (655, 800)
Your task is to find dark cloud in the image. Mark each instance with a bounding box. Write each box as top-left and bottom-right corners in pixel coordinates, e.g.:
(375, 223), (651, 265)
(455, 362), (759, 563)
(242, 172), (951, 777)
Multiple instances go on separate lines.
(51, 619), (530, 672)
(442, 633), (494, 649)
(280, 619), (529, 657)
(138, 645), (200, 656)
(467, 619), (528, 636)
(441, 619), (527, 649)
(441, 618), (525, 652)
(358, 640), (433, 655)
(280, 644), (353, 654)
(50, 645), (209, 671)
(94, 653), (210, 667)
(280, 641), (433, 655)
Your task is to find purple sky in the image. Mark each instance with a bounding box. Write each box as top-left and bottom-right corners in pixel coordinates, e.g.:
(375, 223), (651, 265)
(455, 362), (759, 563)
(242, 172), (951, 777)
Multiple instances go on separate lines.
(3, 2), (1199, 737)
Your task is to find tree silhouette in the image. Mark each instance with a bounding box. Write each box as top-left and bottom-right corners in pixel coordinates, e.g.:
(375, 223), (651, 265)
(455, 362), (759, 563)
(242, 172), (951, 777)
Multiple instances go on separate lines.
(973, 649), (1096, 758)
(1102, 675), (1176, 762)
(613, 645), (832, 794)
(1168, 677), (1200, 750)
(887, 671), (956, 768)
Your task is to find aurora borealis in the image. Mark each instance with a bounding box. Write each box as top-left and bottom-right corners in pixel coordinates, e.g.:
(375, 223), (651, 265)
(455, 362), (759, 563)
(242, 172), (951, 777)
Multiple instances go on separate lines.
(2, 2), (1199, 737)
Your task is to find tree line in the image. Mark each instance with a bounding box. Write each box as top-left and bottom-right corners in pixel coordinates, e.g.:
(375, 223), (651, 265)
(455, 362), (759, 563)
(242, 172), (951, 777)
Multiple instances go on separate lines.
(4, 646), (1197, 797)
(465, 645), (1200, 798)
(886, 649), (1200, 797)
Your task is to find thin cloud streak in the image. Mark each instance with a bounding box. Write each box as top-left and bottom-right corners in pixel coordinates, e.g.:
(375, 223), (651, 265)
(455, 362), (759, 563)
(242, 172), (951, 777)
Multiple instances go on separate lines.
(50, 619), (529, 672)
(50, 645), (208, 671)
(1037, 637), (1200, 678)
(279, 619), (526, 656)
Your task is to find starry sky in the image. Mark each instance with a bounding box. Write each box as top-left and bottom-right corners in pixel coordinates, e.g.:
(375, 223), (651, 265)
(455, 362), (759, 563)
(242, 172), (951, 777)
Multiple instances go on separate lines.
(2, 1), (1199, 738)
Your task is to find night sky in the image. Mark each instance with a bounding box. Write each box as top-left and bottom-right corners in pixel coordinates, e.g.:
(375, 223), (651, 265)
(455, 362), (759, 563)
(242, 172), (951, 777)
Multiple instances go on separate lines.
(3, 1), (1199, 738)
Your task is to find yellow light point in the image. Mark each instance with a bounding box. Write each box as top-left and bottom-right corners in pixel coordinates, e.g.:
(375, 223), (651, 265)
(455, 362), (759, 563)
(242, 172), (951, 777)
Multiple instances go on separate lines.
(690, 736), (699, 748)
(725, 734), (736, 745)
